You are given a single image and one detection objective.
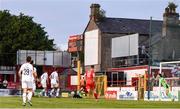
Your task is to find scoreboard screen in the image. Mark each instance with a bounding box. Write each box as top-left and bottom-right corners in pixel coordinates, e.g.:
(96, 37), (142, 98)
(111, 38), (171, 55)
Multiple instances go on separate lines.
(68, 35), (83, 53)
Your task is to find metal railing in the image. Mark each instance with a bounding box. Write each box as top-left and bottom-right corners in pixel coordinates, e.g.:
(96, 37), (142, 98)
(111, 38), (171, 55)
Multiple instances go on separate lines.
(0, 66), (16, 71)
(107, 80), (139, 90)
(112, 56), (149, 68)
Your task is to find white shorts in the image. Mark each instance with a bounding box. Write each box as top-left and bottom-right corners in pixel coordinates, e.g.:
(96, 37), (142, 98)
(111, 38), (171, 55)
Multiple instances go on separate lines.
(22, 81), (33, 89)
(51, 79), (58, 88)
(41, 82), (47, 88)
(51, 83), (58, 88)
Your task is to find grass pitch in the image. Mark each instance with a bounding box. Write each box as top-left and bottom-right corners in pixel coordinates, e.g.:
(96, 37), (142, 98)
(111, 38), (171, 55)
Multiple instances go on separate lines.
(0, 97), (180, 108)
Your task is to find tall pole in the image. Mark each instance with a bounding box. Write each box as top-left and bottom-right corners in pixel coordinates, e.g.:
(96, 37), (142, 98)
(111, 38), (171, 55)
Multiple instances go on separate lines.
(77, 60), (81, 90)
(148, 16), (152, 100)
(77, 51), (81, 91)
(159, 63), (162, 101)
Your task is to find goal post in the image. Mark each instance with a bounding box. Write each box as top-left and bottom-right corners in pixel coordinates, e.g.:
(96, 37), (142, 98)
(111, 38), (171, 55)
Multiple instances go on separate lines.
(95, 75), (107, 96)
(86, 75), (107, 98)
(159, 61), (180, 100)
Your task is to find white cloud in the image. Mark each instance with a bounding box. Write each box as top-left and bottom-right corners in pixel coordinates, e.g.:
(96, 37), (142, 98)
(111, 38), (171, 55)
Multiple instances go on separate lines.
(59, 43), (68, 51)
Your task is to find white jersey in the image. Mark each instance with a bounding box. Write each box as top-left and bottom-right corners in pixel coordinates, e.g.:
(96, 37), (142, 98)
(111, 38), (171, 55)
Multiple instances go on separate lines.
(41, 72), (48, 83)
(19, 63), (34, 82)
(50, 71), (58, 84)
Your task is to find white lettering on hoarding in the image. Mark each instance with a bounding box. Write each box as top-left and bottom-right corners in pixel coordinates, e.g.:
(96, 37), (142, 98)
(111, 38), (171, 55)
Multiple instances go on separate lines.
(105, 91), (117, 99)
(117, 91), (138, 100)
(144, 91), (179, 101)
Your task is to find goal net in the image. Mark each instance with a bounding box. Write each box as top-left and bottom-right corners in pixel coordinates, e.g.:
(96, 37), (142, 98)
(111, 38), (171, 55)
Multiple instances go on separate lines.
(159, 61), (180, 86)
(95, 75), (107, 96)
(159, 61), (180, 78)
(158, 61), (180, 101)
(87, 75), (107, 98)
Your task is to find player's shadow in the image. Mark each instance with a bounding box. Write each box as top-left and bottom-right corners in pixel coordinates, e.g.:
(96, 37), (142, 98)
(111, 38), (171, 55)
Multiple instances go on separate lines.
(72, 91), (82, 98)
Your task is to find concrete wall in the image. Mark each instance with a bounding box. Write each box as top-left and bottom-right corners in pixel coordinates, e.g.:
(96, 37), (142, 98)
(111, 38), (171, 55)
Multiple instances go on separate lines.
(159, 18), (180, 61)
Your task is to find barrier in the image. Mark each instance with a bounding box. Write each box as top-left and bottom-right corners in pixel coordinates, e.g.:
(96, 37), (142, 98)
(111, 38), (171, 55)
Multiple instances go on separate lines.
(95, 75), (107, 96)
(144, 87), (180, 101)
(0, 89), (21, 96)
(105, 87), (120, 99)
(106, 87), (138, 100)
(105, 91), (117, 99)
(144, 90), (179, 101)
(117, 90), (138, 100)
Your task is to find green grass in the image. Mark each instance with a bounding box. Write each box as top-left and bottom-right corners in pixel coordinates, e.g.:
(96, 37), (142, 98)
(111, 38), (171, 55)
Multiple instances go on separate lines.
(0, 97), (180, 108)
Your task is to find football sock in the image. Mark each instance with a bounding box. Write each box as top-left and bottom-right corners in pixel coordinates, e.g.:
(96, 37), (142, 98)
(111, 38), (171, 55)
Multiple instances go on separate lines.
(22, 93), (27, 103)
(56, 88), (60, 97)
(27, 91), (33, 101)
(41, 89), (45, 96)
(168, 92), (172, 98)
(50, 89), (54, 96)
(94, 92), (98, 99)
(44, 89), (47, 96)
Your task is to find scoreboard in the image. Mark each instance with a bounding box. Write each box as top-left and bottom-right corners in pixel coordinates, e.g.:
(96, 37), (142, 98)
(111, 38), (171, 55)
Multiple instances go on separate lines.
(68, 35), (83, 53)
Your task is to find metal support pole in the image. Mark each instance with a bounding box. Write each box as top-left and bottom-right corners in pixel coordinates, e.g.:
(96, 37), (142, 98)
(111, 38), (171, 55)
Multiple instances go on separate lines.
(77, 60), (81, 90)
(148, 16), (152, 100)
(77, 51), (81, 91)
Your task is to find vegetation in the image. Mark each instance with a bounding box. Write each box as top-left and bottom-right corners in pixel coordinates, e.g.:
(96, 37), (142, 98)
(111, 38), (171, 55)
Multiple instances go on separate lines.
(168, 2), (178, 9)
(0, 10), (55, 65)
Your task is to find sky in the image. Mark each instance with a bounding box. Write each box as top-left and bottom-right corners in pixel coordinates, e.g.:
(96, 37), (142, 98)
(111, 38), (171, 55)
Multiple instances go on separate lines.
(0, 0), (180, 50)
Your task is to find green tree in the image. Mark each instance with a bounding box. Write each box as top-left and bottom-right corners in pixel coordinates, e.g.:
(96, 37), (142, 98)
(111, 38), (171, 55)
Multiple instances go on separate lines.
(0, 10), (55, 65)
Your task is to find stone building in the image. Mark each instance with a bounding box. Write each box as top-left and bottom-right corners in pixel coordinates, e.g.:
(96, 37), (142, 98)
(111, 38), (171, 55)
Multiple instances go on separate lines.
(83, 3), (180, 72)
(152, 3), (180, 61)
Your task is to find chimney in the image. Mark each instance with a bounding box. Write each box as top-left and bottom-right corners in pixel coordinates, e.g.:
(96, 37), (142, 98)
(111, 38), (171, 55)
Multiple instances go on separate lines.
(162, 2), (179, 37)
(163, 2), (179, 25)
(90, 4), (100, 21)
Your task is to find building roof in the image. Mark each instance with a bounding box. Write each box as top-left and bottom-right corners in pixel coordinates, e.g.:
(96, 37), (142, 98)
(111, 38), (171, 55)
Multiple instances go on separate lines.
(97, 17), (163, 35)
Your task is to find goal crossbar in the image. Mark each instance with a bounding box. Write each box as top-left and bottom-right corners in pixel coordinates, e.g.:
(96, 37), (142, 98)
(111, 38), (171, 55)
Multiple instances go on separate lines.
(159, 61), (180, 74)
(158, 61), (180, 101)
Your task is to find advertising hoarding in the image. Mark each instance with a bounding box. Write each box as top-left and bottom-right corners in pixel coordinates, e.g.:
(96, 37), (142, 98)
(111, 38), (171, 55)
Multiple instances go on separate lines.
(112, 33), (139, 58)
(85, 29), (99, 66)
(105, 91), (117, 99)
(144, 87), (180, 101)
(17, 50), (71, 67)
(117, 90), (138, 100)
(0, 89), (21, 96)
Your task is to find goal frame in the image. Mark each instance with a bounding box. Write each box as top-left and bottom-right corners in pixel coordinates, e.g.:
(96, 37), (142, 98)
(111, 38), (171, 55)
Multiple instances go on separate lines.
(159, 61), (180, 100)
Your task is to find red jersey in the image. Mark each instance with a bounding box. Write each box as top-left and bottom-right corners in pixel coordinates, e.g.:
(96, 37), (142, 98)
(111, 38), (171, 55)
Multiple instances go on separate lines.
(85, 69), (95, 84)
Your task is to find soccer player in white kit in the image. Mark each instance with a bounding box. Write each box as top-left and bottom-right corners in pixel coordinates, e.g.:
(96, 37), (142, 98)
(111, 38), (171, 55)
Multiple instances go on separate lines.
(30, 60), (37, 95)
(49, 68), (59, 97)
(40, 71), (48, 96)
(18, 56), (37, 106)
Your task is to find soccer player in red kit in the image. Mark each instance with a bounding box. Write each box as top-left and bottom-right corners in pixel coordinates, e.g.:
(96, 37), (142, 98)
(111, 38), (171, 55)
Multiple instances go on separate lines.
(84, 65), (98, 101)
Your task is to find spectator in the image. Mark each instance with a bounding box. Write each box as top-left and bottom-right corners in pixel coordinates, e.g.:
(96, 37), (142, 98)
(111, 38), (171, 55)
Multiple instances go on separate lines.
(3, 79), (8, 89)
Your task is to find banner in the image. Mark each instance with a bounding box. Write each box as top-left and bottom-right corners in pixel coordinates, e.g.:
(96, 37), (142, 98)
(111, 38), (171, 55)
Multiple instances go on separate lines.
(106, 87), (120, 99)
(105, 91), (117, 99)
(117, 90), (138, 100)
(0, 89), (21, 96)
(144, 91), (179, 101)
